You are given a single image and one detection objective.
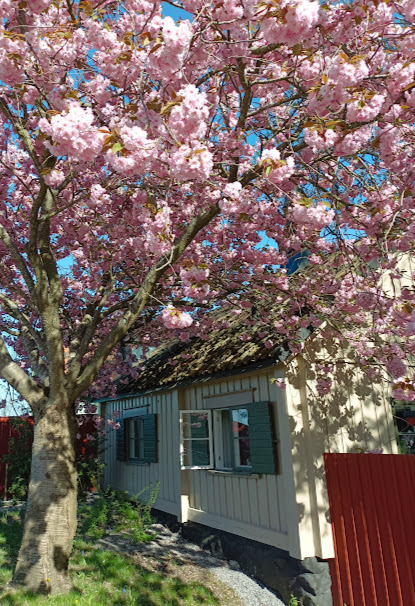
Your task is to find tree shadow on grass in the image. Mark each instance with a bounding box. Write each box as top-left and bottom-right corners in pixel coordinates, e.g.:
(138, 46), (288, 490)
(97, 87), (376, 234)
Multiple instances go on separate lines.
(0, 511), (24, 591)
(0, 535), (219, 605)
(0, 511), (24, 562)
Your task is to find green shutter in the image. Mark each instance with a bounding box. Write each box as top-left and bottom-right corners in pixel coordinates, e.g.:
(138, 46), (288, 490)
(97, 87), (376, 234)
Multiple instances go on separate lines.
(247, 401), (277, 474)
(116, 418), (127, 461)
(142, 414), (157, 463)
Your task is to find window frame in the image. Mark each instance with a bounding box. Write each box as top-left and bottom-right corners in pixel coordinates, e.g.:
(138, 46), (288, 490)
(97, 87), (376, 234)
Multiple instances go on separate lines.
(392, 399), (415, 455)
(213, 407), (252, 472)
(118, 407), (158, 464)
(179, 401), (277, 475)
(127, 416), (145, 462)
(179, 410), (214, 470)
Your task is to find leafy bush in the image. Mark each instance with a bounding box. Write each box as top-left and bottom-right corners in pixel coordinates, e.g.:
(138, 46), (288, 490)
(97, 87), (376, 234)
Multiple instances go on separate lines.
(77, 485), (159, 543)
(0, 414), (108, 501)
(0, 417), (33, 502)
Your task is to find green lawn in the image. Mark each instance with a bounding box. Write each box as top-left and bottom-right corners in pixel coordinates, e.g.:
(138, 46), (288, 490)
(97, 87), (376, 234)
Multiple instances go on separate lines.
(0, 508), (220, 606)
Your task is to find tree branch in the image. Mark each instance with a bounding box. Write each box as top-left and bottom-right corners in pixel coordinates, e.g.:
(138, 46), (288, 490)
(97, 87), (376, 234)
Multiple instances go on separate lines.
(0, 335), (44, 405)
(0, 224), (37, 303)
(72, 202), (221, 398)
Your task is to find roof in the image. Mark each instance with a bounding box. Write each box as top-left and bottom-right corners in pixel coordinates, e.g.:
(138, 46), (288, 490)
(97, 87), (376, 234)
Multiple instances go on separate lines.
(118, 306), (300, 395)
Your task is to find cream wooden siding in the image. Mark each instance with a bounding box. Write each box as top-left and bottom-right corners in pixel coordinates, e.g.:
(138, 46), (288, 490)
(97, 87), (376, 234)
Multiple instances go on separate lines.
(181, 369), (291, 551)
(285, 337), (398, 560)
(103, 390), (181, 516)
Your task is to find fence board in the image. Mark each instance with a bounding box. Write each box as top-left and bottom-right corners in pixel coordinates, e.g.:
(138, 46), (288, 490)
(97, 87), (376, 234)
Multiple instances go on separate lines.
(324, 453), (415, 606)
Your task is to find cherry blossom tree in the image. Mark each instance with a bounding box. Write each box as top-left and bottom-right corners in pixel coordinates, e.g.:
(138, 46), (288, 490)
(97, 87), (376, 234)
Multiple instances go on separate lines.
(0, 0), (414, 595)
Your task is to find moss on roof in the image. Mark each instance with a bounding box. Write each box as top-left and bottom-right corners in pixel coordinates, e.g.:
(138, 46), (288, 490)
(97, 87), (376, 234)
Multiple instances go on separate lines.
(118, 307), (293, 394)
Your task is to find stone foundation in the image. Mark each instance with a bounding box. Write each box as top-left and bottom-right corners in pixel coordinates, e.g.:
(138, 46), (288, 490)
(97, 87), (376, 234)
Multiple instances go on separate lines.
(179, 521), (333, 606)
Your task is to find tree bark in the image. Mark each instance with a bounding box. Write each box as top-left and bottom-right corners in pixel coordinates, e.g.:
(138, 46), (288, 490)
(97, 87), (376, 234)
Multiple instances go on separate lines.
(13, 399), (78, 595)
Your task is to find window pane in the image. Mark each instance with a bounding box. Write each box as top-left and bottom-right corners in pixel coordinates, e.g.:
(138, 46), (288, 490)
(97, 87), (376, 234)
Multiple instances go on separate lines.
(182, 412), (210, 439)
(236, 438), (251, 466)
(232, 409), (251, 467)
(232, 409), (249, 437)
(182, 439), (210, 467)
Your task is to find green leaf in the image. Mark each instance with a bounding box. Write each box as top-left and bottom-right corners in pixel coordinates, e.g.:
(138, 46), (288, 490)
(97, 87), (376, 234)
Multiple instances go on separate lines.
(112, 142), (124, 153)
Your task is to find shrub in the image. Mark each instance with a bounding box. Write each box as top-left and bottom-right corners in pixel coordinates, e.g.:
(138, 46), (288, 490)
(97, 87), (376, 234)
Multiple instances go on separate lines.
(77, 485), (159, 543)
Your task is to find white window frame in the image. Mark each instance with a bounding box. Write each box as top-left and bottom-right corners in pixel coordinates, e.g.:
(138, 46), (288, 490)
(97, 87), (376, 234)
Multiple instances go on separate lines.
(213, 409), (233, 470)
(180, 410), (213, 469)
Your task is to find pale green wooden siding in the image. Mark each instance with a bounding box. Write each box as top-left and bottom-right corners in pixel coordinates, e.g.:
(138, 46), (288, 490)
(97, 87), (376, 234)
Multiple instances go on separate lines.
(182, 370), (288, 536)
(103, 391), (180, 515)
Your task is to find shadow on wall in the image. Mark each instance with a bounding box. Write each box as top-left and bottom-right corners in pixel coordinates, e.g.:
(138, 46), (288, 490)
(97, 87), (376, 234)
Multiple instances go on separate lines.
(286, 336), (395, 542)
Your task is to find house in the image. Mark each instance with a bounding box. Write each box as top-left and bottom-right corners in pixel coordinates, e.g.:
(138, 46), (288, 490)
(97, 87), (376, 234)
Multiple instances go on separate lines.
(100, 305), (398, 606)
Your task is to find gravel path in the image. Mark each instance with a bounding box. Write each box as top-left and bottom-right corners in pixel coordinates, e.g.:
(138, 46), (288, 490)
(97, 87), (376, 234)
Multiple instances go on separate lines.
(100, 523), (287, 606)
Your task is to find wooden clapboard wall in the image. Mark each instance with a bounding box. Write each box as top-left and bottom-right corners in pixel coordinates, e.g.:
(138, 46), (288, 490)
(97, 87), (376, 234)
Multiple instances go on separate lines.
(103, 390), (181, 516)
(181, 368), (291, 551)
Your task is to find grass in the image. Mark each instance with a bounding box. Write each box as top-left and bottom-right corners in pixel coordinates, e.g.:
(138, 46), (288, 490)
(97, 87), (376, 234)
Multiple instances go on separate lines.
(0, 495), (221, 606)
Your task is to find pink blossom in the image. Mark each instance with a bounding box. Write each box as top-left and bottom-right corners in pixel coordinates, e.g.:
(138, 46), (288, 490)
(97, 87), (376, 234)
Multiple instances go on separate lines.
(304, 128), (339, 152)
(316, 377), (332, 396)
(334, 125), (373, 156)
(288, 203), (335, 230)
(39, 104), (105, 163)
(387, 357), (407, 379)
(170, 145), (213, 181)
(346, 95), (385, 122)
(148, 17), (192, 80)
(261, 149), (295, 183)
(406, 310), (415, 336)
(260, 0), (319, 46)
(161, 305), (194, 329)
(168, 85), (209, 141)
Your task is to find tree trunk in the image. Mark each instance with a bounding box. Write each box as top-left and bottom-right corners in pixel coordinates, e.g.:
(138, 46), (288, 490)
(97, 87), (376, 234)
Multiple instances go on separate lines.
(13, 399), (78, 595)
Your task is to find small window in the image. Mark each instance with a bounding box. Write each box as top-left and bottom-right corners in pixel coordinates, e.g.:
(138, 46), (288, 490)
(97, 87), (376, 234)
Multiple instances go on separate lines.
(393, 401), (415, 454)
(128, 417), (145, 460)
(116, 413), (158, 463)
(180, 411), (213, 469)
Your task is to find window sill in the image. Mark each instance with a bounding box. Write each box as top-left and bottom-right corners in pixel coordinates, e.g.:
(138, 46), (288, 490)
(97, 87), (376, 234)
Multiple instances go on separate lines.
(206, 470), (260, 479)
(125, 460), (149, 466)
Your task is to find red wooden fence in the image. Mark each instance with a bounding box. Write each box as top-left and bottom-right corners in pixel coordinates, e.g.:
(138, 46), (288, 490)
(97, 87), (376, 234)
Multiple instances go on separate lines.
(0, 416), (98, 498)
(324, 453), (415, 606)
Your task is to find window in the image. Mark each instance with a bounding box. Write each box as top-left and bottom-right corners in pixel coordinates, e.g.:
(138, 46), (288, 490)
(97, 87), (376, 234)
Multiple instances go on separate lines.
(116, 412), (157, 463)
(180, 401), (277, 474)
(213, 408), (251, 470)
(180, 411), (213, 469)
(392, 401), (415, 455)
(127, 417), (145, 460)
